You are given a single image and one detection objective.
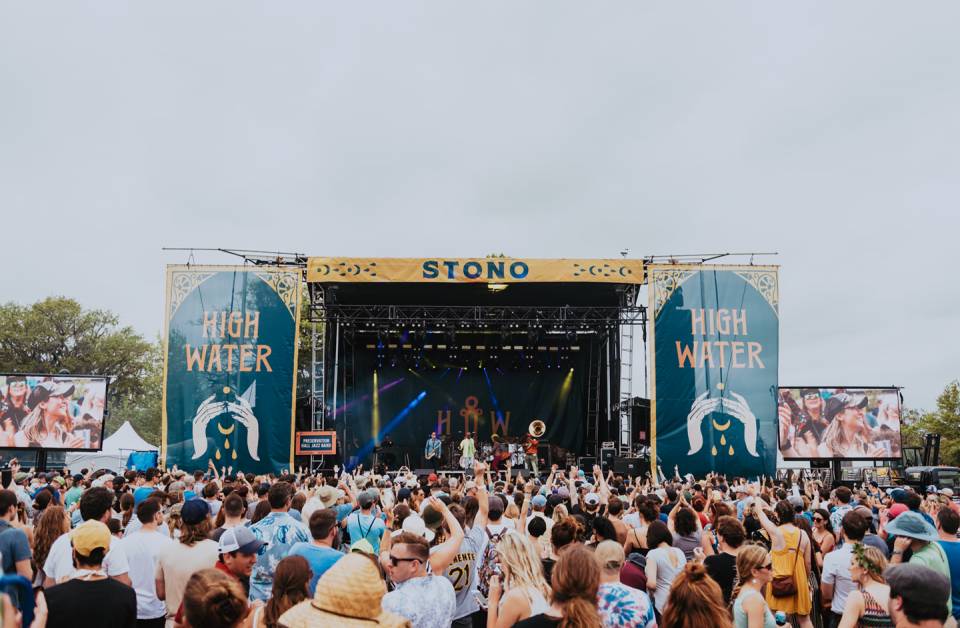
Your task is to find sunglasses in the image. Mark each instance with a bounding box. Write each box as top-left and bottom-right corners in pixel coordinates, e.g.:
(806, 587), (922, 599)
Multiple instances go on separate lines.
(813, 516), (824, 522)
(760, 562), (773, 571)
(388, 555), (419, 567)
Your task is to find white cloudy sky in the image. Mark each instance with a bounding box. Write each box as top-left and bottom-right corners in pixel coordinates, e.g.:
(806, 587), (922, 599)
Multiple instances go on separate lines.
(1, 2), (957, 410)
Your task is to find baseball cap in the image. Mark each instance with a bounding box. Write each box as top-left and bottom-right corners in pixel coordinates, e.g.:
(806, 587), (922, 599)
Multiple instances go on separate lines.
(427, 473), (438, 483)
(358, 489), (377, 509)
(27, 380), (75, 407)
(887, 563), (950, 612)
(584, 492), (601, 506)
(181, 498), (211, 525)
(218, 526), (266, 555)
(888, 503), (908, 519)
(70, 520), (111, 557)
(940, 488), (955, 498)
(926, 485), (939, 495)
(397, 487), (412, 501)
(788, 495), (804, 510)
(531, 495), (547, 508)
(391, 513), (435, 543)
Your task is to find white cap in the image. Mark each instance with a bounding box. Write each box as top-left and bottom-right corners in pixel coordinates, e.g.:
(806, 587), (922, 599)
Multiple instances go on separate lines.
(391, 513), (435, 543)
(584, 492), (601, 506)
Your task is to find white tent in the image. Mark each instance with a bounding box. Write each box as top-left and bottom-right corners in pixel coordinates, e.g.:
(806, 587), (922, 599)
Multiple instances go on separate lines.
(65, 420), (158, 472)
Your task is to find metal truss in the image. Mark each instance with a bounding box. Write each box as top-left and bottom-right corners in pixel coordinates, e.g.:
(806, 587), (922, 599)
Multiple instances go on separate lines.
(308, 303), (646, 328)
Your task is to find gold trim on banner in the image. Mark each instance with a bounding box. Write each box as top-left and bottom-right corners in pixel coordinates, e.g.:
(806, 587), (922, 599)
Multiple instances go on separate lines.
(306, 257), (645, 284)
(255, 271), (302, 319)
(168, 271), (216, 317)
(734, 269), (780, 315)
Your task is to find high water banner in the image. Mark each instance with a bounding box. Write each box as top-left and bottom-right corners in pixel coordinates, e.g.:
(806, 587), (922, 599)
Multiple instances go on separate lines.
(649, 265), (779, 479)
(162, 266), (302, 473)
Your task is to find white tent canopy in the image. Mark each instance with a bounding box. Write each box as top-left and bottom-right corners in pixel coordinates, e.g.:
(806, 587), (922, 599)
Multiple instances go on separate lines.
(65, 420), (158, 472)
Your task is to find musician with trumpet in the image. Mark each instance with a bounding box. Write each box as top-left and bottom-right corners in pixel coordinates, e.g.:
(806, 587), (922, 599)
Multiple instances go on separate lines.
(523, 420), (545, 478)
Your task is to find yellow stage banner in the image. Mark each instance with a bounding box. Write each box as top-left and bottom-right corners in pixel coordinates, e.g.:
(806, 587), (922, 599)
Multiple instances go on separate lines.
(306, 257), (644, 284)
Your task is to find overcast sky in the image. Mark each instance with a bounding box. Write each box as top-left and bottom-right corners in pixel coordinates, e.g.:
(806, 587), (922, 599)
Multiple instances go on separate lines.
(1, 2), (957, 411)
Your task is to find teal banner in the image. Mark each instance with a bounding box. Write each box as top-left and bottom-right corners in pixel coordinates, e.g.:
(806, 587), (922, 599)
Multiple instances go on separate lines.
(162, 266), (301, 473)
(650, 265), (779, 478)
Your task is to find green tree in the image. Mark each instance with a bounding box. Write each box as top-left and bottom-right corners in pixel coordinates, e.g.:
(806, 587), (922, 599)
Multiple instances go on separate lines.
(0, 297), (159, 443)
(900, 381), (960, 466)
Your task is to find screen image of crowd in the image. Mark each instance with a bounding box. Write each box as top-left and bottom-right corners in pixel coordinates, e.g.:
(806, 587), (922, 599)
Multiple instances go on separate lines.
(0, 458), (957, 628)
(0, 375), (107, 450)
(778, 388), (903, 460)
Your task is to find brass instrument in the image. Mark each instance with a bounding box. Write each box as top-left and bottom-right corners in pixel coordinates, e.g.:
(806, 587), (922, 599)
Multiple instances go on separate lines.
(529, 420), (546, 438)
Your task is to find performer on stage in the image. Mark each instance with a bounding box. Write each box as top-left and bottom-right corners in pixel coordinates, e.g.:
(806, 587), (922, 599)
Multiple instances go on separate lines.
(523, 433), (540, 478)
(424, 431), (442, 472)
(458, 432), (475, 469)
(491, 438), (510, 472)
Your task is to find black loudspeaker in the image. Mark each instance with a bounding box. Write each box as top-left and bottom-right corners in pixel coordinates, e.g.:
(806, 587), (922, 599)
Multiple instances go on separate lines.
(632, 398), (651, 446)
(414, 469), (435, 478)
(537, 443), (552, 470)
(578, 456), (597, 469)
(613, 457), (641, 476)
(600, 447), (616, 471)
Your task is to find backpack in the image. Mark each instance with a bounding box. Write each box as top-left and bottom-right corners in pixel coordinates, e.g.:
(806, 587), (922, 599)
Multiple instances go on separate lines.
(476, 525), (508, 600)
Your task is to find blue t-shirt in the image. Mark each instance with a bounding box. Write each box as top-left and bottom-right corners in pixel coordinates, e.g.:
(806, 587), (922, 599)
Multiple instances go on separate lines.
(0, 521), (31, 574)
(289, 542), (344, 595)
(939, 539), (960, 619)
(345, 511), (385, 554)
(133, 486), (156, 505)
(334, 503), (354, 523)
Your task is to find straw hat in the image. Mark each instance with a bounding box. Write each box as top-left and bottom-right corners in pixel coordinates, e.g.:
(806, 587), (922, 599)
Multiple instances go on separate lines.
(277, 553), (410, 628)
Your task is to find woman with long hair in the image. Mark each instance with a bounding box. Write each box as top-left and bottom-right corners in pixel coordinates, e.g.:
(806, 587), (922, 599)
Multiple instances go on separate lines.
(732, 545), (777, 628)
(753, 498), (813, 628)
(836, 544), (893, 628)
(181, 568), (252, 628)
(514, 545), (602, 628)
(32, 505), (70, 588)
(487, 532), (551, 627)
(660, 562), (733, 628)
(644, 520), (687, 620)
(624, 500), (659, 556)
(253, 555), (312, 628)
(810, 508), (835, 570)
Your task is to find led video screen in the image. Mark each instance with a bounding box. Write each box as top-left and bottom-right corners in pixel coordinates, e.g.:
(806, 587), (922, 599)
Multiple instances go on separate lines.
(778, 387), (901, 460)
(0, 375), (108, 450)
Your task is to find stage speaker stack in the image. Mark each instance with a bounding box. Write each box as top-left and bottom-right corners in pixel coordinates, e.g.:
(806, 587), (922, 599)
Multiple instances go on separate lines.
(613, 457), (641, 476)
(578, 456), (597, 470)
(600, 445), (616, 471)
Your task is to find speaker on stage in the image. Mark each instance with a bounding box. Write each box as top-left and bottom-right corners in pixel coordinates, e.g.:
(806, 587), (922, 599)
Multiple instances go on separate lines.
(613, 456), (641, 476)
(600, 447), (616, 471)
(578, 456), (597, 470)
(537, 443), (552, 470)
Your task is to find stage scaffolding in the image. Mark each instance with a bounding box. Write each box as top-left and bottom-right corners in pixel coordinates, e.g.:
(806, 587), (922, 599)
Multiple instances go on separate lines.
(306, 283), (647, 461)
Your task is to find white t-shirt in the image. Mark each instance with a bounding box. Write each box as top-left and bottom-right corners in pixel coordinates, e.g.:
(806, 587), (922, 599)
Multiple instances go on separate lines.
(123, 516), (171, 538)
(486, 520), (514, 536)
(155, 540), (219, 618)
(115, 529), (173, 620)
(526, 512), (554, 531)
(437, 526), (488, 620)
(821, 543), (855, 614)
(43, 521), (130, 584)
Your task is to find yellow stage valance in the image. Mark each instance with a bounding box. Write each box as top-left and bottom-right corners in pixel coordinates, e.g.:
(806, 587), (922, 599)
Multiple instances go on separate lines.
(306, 257), (644, 284)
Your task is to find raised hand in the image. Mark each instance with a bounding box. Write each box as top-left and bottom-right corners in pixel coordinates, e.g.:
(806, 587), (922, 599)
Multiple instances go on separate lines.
(723, 391), (759, 456)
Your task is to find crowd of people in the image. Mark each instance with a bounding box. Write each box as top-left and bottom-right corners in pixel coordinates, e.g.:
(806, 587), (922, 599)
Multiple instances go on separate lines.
(0, 457), (956, 627)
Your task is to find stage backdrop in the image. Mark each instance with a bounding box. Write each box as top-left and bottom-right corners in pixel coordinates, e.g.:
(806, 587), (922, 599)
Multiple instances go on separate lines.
(162, 266), (302, 473)
(338, 359), (587, 467)
(649, 265), (779, 478)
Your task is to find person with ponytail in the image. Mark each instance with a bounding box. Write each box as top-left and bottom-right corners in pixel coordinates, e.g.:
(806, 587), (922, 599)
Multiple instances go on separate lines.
(732, 545), (778, 628)
(180, 568), (252, 628)
(514, 545), (602, 627)
(252, 555), (311, 628)
(660, 562), (732, 628)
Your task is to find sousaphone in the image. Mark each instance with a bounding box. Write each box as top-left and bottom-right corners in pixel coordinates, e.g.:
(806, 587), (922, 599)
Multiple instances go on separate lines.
(529, 419), (546, 438)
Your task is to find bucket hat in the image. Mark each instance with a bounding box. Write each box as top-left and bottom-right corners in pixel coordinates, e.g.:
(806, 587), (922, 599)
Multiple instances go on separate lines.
(884, 511), (939, 543)
(277, 553), (410, 627)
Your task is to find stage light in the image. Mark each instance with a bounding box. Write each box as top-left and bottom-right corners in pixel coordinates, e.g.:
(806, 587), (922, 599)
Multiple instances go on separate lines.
(372, 371), (380, 445)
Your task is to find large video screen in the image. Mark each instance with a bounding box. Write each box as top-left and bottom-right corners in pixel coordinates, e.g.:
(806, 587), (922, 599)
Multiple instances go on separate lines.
(778, 387), (901, 460)
(0, 375), (108, 450)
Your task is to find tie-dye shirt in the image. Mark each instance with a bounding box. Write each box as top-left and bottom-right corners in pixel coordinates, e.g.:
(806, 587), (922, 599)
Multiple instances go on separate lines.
(597, 582), (657, 628)
(249, 511), (310, 601)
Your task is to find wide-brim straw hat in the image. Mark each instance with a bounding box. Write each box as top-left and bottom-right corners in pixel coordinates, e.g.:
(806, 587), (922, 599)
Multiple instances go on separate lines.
(278, 553), (410, 628)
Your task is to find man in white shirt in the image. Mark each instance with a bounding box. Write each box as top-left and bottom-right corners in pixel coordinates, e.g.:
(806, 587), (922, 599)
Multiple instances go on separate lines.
(115, 498), (173, 627)
(43, 486), (131, 587)
(821, 509), (869, 626)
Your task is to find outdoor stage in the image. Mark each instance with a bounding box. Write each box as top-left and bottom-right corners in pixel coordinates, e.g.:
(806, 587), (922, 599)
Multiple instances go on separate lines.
(303, 258), (648, 473)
